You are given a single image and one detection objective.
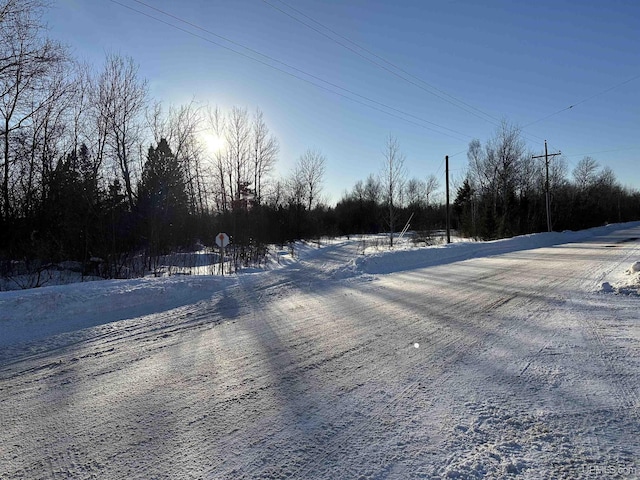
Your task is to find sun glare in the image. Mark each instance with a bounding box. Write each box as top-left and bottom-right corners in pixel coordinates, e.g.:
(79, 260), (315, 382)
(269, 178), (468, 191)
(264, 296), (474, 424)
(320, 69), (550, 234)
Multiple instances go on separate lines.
(202, 133), (224, 155)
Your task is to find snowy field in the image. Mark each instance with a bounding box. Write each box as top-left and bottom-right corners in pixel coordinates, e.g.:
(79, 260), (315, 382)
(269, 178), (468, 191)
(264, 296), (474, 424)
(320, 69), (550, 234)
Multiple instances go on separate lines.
(1, 223), (639, 479)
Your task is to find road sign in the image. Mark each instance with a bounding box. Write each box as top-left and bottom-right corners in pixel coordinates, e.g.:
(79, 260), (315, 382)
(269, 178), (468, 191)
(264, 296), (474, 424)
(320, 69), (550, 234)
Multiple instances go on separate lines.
(215, 232), (230, 248)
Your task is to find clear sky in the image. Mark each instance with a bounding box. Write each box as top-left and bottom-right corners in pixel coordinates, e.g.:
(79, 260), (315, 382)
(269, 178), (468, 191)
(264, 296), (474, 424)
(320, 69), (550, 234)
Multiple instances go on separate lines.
(45, 0), (639, 204)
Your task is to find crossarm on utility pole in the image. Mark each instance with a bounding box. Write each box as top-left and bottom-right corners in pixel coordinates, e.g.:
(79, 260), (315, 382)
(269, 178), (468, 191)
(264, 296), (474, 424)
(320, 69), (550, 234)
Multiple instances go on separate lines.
(532, 140), (561, 232)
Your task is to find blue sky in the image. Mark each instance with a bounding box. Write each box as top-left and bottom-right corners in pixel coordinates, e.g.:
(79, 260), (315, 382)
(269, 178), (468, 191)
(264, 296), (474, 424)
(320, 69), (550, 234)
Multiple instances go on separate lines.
(46, 0), (639, 203)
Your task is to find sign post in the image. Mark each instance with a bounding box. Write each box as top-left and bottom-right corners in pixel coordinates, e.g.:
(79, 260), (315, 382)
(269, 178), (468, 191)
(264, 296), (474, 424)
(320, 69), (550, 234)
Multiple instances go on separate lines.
(215, 232), (230, 276)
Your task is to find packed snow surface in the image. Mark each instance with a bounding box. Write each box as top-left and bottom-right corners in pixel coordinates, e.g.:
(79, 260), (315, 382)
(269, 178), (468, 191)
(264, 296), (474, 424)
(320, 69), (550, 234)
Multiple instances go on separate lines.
(1, 223), (640, 479)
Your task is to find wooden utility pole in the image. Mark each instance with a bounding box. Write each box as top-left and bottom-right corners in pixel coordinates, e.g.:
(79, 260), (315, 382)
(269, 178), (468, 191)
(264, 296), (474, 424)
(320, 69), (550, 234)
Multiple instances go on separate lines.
(532, 141), (561, 232)
(445, 155), (451, 244)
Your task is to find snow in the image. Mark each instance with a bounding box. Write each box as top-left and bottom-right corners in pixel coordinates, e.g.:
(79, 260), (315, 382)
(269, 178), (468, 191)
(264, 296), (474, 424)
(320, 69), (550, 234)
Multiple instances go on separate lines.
(0, 275), (234, 349)
(1, 222), (640, 479)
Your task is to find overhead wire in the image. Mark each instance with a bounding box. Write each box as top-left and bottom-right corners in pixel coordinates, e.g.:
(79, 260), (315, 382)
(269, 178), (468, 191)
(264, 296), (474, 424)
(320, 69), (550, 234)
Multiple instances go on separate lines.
(525, 73), (640, 154)
(121, 0), (560, 159)
(433, 157), (446, 179)
(113, 0), (473, 142)
(114, 0), (637, 183)
(259, 0), (554, 149)
(523, 74), (640, 128)
(261, 0), (502, 126)
(264, 0), (640, 158)
(530, 73), (640, 158)
(563, 146), (640, 158)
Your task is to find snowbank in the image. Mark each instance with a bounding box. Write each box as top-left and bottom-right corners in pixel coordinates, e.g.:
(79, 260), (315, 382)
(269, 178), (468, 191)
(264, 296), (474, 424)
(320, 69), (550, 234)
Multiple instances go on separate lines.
(336, 222), (640, 277)
(0, 275), (233, 347)
(600, 260), (640, 296)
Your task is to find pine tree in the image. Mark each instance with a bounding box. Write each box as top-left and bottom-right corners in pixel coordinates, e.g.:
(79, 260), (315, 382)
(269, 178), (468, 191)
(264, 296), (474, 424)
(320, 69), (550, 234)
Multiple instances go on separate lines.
(137, 138), (189, 255)
(453, 179), (475, 237)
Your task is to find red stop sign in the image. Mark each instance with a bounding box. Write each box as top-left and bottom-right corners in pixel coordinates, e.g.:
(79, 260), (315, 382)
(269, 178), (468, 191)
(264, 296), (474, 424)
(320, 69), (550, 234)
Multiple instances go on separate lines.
(215, 232), (230, 248)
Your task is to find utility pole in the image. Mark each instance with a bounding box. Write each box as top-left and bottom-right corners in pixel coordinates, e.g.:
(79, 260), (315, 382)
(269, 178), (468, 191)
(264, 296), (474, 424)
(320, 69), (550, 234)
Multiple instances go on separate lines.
(445, 155), (451, 244)
(532, 140), (561, 232)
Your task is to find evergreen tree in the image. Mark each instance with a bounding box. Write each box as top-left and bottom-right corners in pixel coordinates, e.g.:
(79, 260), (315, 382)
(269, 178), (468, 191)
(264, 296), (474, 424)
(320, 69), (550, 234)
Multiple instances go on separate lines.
(453, 179), (475, 237)
(39, 145), (102, 264)
(137, 139), (189, 255)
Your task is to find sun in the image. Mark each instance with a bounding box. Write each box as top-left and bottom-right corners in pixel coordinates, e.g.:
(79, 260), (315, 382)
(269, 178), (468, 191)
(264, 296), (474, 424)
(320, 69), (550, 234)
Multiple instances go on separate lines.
(202, 133), (225, 155)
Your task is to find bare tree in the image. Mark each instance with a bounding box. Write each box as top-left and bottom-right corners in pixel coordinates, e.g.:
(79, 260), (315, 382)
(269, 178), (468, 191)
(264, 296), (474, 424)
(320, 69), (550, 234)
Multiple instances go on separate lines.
(0, 0), (67, 219)
(65, 61), (90, 155)
(466, 121), (526, 235)
(206, 106), (229, 212)
(26, 62), (74, 207)
(573, 156), (599, 190)
(348, 179), (365, 202)
(467, 138), (493, 195)
(202, 105), (280, 212)
(95, 53), (148, 210)
(251, 108), (279, 205)
(549, 156), (568, 191)
(157, 101), (206, 214)
(405, 178), (425, 207)
(146, 100), (166, 146)
(88, 69), (109, 194)
(266, 178), (287, 209)
(490, 122), (525, 203)
(225, 106), (251, 208)
(364, 173), (382, 204)
(424, 174), (440, 207)
(297, 148), (326, 211)
(517, 152), (540, 196)
(380, 134), (407, 247)
(597, 165), (616, 190)
(287, 162), (307, 209)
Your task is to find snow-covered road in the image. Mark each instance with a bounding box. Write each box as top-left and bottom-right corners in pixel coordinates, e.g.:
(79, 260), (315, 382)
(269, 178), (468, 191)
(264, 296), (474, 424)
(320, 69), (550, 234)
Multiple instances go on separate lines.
(1, 225), (639, 479)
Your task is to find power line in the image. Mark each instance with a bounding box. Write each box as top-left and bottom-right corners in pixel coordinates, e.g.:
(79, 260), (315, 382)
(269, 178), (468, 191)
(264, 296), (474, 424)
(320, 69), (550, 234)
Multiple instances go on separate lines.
(449, 149), (467, 158)
(433, 157), (446, 179)
(114, 0), (610, 179)
(260, 0), (563, 149)
(563, 146), (640, 158)
(112, 0), (473, 141)
(523, 74), (640, 128)
(540, 74), (640, 152)
(259, 0), (558, 151)
(271, 2), (638, 149)
(261, 0), (501, 126)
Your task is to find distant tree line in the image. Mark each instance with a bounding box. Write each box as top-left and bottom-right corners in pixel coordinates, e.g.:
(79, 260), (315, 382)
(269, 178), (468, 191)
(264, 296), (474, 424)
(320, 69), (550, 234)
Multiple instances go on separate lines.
(334, 134), (444, 245)
(453, 122), (640, 239)
(0, 1), (638, 283)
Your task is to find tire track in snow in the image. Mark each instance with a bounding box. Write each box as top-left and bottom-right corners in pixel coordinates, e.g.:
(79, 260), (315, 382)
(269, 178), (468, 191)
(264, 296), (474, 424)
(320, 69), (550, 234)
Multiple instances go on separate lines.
(230, 246), (598, 478)
(202, 262), (523, 478)
(249, 271), (526, 478)
(431, 266), (574, 478)
(0, 281), (245, 378)
(3, 228), (640, 479)
(581, 307), (640, 417)
(433, 235), (640, 479)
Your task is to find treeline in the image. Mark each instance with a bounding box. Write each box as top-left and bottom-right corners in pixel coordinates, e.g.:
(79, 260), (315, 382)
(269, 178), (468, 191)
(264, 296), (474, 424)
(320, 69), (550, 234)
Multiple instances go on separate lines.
(453, 123), (640, 239)
(1, 1), (638, 282)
